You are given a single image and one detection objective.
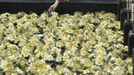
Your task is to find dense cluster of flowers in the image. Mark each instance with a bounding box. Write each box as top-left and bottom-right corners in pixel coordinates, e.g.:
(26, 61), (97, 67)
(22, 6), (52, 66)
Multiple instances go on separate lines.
(0, 11), (132, 75)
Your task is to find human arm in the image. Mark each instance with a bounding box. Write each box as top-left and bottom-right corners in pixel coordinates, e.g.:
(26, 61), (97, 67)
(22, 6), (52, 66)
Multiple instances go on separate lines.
(48, 0), (69, 12)
(48, 0), (59, 12)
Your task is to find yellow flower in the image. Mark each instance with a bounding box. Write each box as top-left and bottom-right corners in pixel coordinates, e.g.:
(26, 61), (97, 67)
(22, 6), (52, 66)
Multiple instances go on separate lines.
(83, 69), (90, 74)
(0, 11), (131, 75)
(52, 71), (59, 75)
(95, 70), (104, 75)
(83, 58), (91, 67)
(80, 48), (88, 56)
(56, 54), (62, 62)
(31, 60), (51, 74)
(16, 67), (23, 73)
(108, 35), (114, 43)
(43, 53), (54, 61)
(1, 60), (16, 73)
(95, 55), (103, 65)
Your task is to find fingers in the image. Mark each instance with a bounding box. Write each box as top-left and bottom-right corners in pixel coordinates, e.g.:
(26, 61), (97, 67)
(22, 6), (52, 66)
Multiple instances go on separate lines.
(48, 6), (53, 12)
(52, 6), (55, 11)
(48, 2), (59, 12)
(48, 5), (56, 13)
